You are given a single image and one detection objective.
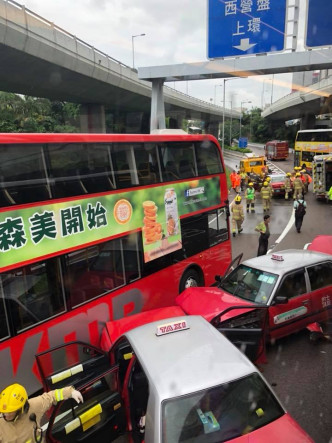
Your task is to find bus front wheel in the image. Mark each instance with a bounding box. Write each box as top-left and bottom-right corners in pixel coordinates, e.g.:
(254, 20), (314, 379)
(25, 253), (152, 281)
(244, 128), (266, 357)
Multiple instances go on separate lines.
(179, 269), (202, 293)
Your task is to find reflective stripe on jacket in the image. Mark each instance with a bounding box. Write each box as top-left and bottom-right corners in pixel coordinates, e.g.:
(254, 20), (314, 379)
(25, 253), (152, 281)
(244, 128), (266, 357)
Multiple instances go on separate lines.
(231, 203), (244, 220)
(293, 178), (304, 190)
(260, 186), (271, 199)
(0, 387), (74, 443)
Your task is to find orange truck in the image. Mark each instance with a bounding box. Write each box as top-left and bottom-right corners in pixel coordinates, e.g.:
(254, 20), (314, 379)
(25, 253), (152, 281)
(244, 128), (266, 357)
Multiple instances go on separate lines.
(264, 140), (289, 161)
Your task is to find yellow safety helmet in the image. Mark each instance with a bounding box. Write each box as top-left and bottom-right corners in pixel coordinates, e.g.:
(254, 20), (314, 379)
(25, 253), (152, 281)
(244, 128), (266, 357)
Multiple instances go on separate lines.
(266, 176), (271, 182)
(235, 195), (242, 202)
(286, 172), (291, 176)
(301, 169), (306, 173)
(0, 384), (28, 413)
(248, 182), (253, 186)
(296, 172), (300, 177)
(294, 166), (301, 171)
(263, 181), (268, 186)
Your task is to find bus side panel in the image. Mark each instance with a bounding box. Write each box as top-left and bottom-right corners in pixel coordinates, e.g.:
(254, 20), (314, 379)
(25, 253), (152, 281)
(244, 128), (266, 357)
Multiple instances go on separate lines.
(0, 240), (231, 395)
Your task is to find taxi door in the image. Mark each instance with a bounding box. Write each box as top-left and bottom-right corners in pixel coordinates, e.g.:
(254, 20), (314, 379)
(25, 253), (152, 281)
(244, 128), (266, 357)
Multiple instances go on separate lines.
(210, 306), (268, 363)
(268, 268), (313, 340)
(36, 342), (127, 443)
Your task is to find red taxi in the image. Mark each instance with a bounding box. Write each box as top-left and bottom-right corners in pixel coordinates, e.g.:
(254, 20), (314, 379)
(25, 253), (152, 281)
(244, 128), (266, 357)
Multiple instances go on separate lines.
(269, 174), (288, 197)
(307, 235), (332, 255)
(35, 315), (313, 443)
(176, 250), (332, 342)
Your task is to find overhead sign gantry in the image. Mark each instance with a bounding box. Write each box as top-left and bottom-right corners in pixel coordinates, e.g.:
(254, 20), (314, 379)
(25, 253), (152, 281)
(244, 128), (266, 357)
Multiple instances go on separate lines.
(306, 0), (332, 49)
(208, 0), (287, 58)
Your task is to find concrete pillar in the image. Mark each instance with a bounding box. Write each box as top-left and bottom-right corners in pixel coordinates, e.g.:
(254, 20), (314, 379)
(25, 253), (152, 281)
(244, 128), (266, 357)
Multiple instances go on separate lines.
(80, 104), (106, 133)
(300, 113), (316, 130)
(151, 78), (166, 131)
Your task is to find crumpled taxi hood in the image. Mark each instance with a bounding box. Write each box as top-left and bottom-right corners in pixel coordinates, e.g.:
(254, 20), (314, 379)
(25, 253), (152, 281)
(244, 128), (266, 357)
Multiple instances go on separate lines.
(176, 286), (254, 323)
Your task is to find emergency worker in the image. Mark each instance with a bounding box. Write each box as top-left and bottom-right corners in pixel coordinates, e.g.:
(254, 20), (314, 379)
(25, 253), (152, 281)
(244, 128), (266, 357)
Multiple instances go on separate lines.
(0, 383), (83, 443)
(328, 186), (332, 204)
(301, 169), (312, 194)
(230, 170), (238, 193)
(265, 176), (274, 197)
(294, 196), (307, 233)
(284, 172), (292, 200)
(234, 171), (241, 193)
(255, 214), (271, 256)
(240, 169), (246, 191)
(260, 181), (272, 212)
(245, 182), (255, 213)
(230, 195), (244, 237)
(293, 172), (304, 200)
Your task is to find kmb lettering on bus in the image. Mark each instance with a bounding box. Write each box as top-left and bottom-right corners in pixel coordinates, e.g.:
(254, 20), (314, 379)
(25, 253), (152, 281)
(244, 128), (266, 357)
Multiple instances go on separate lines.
(0, 289), (144, 394)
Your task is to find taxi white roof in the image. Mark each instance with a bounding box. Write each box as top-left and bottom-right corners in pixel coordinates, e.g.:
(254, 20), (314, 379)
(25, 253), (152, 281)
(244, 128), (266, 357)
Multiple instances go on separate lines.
(242, 249), (332, 276)
(124, 315), (255, 401)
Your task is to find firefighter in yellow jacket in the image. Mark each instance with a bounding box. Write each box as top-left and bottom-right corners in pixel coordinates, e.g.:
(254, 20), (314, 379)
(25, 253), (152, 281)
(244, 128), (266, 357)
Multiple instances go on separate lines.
(231, 195), (244, 237)
(293, 172), (304, 200)
(0, 383), (83, 443)
(260, 181), (272, 212)
(284, 172), (292, 200)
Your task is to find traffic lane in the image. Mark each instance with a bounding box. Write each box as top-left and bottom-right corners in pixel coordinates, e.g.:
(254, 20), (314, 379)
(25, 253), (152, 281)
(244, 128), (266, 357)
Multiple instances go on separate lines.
(263, 331), (332, 443)
(225, 153), (331, 259)
(229, 189), (294, 261)
(229, 182), (332, 260)
(273, 189), (332, 252)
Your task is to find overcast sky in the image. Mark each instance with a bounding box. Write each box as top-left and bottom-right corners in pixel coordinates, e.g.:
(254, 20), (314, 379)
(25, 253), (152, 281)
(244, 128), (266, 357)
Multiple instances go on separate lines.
(23, 0), (309, 111)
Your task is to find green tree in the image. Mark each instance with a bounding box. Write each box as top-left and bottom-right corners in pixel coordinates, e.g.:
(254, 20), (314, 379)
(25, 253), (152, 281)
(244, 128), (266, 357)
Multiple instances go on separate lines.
(0, 92), (80, 133)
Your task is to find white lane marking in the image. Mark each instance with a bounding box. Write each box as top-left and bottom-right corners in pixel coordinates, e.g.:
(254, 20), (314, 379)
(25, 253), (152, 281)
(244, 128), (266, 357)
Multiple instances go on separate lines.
(267, 208), (295, 254)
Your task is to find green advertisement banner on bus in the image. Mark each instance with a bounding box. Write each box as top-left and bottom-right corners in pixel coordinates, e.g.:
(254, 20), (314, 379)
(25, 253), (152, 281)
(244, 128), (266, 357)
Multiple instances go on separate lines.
(0, 177), (221, 271)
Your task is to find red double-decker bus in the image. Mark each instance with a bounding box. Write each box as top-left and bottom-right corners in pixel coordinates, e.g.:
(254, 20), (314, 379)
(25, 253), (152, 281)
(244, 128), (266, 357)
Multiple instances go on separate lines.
(0, 132), (231, 393)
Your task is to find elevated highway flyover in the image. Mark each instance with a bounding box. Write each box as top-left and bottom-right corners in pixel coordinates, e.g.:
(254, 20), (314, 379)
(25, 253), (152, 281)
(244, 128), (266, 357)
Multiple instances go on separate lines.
(0, 0), (239, 134)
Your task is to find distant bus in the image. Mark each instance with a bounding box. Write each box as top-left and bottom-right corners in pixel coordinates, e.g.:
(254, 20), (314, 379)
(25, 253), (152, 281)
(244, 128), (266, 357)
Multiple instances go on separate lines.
(294, 129), (332, 171)
(188, 126), (203, 134)
(0, 132), (231, 393)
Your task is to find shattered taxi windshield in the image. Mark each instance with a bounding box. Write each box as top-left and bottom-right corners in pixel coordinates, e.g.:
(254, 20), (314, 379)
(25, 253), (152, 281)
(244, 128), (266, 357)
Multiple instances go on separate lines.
(219, 265), (278, 304)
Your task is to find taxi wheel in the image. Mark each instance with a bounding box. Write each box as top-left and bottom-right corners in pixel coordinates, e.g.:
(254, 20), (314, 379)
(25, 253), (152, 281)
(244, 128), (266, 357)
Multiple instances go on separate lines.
(179, 269), (202, 293)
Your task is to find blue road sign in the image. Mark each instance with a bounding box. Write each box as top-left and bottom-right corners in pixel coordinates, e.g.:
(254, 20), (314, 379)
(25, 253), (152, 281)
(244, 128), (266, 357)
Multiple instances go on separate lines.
(306, 0), (332, 48)
(208, 0), (287, 59)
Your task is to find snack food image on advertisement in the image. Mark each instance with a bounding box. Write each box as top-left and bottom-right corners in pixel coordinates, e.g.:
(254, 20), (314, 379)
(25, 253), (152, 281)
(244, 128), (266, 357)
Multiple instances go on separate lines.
(114, 199), (132, 224)
(142, 200), (162, 245)
(164, 188), (179, 236)
(167, 215), (175, 235)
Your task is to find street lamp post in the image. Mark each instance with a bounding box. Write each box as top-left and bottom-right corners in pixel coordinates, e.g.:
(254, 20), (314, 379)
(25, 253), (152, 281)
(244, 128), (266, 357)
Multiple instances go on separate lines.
(132, 33), (146, 70)
(240, 101), (252, 139)
(229, 100), (233, 147)
(221, 77), (245, 154)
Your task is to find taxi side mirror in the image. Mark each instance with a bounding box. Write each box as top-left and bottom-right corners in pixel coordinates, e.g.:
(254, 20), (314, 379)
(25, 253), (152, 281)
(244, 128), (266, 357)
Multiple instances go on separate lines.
(273, 295), (288, 305)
